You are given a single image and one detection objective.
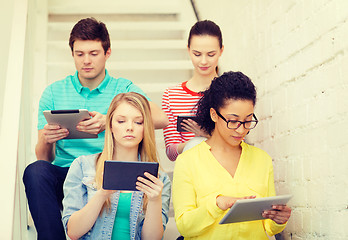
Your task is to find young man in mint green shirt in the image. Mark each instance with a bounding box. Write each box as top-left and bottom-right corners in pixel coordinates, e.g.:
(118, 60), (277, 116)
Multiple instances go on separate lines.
(23, 17), (168, 240)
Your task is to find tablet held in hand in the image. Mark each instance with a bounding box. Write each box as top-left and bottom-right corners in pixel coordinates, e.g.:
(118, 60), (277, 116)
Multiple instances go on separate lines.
(102, 161), (159, 191)
(219, 194), (292, 224)
(43, 109), (98, 139)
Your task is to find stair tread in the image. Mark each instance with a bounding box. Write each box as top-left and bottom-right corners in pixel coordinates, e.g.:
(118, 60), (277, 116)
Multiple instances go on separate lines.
(48, 21), (187, 30)
(47, 40), (187, 49)
(49, 1), (180, 15)
(47, 60), (193, 70)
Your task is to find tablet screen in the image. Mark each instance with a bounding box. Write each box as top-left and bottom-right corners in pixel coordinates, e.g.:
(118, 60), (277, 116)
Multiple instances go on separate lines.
(219, 194), (292, 224)
(102, 161), (159, 191)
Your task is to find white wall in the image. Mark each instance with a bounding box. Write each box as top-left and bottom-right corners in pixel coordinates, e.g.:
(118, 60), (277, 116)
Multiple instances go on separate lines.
(0, 0), (30, 239)
(195, 1), (348, 239)
(0, 2), (15, 239)
(0, 1), (15, 133)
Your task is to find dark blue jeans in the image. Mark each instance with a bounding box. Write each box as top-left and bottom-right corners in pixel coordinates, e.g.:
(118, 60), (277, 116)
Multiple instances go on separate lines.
(23, 160), (69, 240)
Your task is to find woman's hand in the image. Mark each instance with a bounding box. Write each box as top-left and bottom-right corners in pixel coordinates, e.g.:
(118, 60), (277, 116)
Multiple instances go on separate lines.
(98, 188), (116, 199)
(262, 205), (291, 224)
(181, 119), (209, 138)
(216, 195), (256, 211)
(66, 187), (116, 240)
(136, 172), (163, 201)
(138, 172), (164, 239)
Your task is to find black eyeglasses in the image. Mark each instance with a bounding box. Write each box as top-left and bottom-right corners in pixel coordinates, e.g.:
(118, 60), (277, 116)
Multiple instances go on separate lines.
(215, 110), (258, 130)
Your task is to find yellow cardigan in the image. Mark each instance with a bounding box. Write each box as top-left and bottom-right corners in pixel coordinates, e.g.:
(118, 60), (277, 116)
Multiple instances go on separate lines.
(172, 141), (286, 239)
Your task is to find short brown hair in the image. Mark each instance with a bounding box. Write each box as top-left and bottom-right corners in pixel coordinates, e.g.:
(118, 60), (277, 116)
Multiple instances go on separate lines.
(69, 17), (110, 54)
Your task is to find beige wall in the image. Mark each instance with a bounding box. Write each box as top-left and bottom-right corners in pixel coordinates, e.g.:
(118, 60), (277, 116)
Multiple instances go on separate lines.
(0, 1), (15, 131)
(195, 0), (348, 239)
(0, 0), (30, 238)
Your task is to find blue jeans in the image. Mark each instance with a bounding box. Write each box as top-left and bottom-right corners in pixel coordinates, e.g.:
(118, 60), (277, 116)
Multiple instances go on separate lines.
(23, 160), (69, 240)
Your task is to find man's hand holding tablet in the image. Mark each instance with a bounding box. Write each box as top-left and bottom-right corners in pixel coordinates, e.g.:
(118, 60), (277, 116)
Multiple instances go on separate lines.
(76, 111), (106, 135)
(42, 123), (69, 144)
(43, 109), (98, 139)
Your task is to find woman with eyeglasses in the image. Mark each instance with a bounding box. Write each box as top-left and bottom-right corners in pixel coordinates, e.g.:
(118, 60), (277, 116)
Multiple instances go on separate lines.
(172, 71), (291, 239)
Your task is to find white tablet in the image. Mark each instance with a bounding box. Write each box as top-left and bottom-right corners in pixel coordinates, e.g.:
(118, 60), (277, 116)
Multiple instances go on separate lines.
(43, 109), (98, 139)
(219, 194), (292, 224)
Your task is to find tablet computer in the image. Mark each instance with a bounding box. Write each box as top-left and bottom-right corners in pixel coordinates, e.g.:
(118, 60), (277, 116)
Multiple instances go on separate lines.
(177, 116), (197, 132)
(43, 109), (98, 139)
(102, 161), (159, 191)
(219, 194), (292, 224)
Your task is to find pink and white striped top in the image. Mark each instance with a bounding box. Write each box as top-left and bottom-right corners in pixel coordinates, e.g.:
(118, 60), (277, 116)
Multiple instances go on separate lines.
(162, 81), (203, 161)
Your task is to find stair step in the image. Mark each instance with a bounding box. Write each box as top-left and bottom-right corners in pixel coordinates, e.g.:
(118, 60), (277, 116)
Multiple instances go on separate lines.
(48, 21), (187, 31)
(48, 22), (187, 41)
(137, 82), (177, 93)
(113, 69), (192, 85)
(46, 68), (192, 86)
(47, 40), (189, 62)
(48, 48), (189, 62)
(49, 13), (179, 23)
(47, 60), (192, 71)
(139, 89), (172, 107)
(48, 40), (187, 50)
(48, 0), (180, 15)
(46, 62), (193, 86)
(109, 60), (192, 70)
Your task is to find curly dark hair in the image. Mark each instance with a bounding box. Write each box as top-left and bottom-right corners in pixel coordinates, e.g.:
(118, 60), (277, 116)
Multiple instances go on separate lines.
(69, 17), (110, 54)
(195, 71), (256, 135)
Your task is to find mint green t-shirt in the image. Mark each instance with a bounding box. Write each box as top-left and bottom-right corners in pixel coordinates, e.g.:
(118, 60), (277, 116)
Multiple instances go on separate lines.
(37, 70), (149, 167)
(112, 192), (132, 239)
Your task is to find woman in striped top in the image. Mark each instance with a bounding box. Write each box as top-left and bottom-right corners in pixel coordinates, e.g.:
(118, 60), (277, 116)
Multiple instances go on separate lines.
(162, 20), (224, 161)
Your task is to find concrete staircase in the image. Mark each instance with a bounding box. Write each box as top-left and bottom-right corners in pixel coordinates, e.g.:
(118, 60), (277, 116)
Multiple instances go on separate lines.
(27, 0), (197, 239)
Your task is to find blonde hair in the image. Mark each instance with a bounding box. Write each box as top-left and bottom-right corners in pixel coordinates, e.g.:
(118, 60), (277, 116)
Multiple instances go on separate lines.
(95, 92), (158, 211)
